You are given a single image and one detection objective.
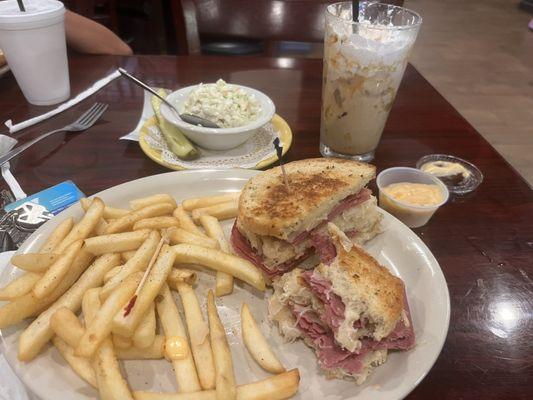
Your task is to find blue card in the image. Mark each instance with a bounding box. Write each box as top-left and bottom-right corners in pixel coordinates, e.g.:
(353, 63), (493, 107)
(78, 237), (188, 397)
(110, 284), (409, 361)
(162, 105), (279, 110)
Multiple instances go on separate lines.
(4, 181), (85, 215)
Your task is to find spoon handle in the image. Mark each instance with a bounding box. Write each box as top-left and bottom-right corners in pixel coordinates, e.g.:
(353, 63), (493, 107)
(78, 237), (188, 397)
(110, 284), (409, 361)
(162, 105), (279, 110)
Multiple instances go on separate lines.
(118, 68), (179, 114)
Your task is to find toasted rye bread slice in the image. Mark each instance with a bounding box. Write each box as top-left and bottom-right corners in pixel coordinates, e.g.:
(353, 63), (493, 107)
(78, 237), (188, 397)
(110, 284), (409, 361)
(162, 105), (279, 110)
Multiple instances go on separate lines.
(238, 158), (375, 241)
(318, 243), (405, 341)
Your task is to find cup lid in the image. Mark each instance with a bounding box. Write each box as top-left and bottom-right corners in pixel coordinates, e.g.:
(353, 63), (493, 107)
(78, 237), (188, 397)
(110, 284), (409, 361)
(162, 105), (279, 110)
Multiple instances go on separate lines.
(0, 0), (64, 26)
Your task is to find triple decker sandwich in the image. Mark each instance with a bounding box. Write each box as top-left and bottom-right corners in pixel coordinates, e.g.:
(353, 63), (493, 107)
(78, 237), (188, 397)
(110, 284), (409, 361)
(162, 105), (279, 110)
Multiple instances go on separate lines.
(230, 158), (382, 278)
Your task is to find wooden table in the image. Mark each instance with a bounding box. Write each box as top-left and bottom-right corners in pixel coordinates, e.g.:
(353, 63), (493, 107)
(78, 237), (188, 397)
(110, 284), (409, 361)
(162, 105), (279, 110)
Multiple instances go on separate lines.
(0, 55), (531, 399)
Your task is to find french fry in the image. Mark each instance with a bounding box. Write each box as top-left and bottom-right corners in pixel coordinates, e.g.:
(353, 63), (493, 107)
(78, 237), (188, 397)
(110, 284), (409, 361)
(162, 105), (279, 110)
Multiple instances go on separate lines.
(79, 198), (110, 236)
(80, 197), (130, 220)
(0, 272), (42, 300)
(133, 216), (179, 231)
(82, 288), (101, 323)
(52, 306), (164, 359)
(96, 343), (135, 399)
(112, 246), (175, 337)
(2, 251), (93, 337)
(173, 206), (208, 238)
(207, 290), (236, 400)
(76, 271), (143, 358)
(233, 369), (300, 400)
(104, 265), (122, 283)
(167, 268), (197, 286)
(167, 227), (218, 249)
(241, 303), (285, 374)
(49, 306), (97, 387)
(122, 250), (137, 262)
(10, 252), (60, 273)
(17, 253), (117, 361)
(156, 284), (201, 392)
(83, 288), (134, 400)
(105, 203), (174, 234)
(133, 303), (156, 349)
(55, 197), (105, 252)
(172, 244), (265, 291)
(84, 230), (150, 255)
(95, 218), (109, 236)
(39, 217), (74, 253)
(52, 336), (98, 388)
(132, 369), (300, 400)
(32, 239), (84, 299)
(191, 200), (238, 223)
(113, 334), (133, 349)
(100, 231), (161, 300)
(50, 307), (84, 347)
(177, 282), (215, 390)
(199, 215), (233, 296)
(117, 335), (164, 360)
(182, 192), (240, 212)
(130, 194), (177, 210)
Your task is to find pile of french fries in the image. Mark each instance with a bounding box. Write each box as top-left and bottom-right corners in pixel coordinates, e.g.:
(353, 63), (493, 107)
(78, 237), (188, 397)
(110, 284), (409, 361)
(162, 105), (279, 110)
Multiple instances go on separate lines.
(0, 192), (300, 400)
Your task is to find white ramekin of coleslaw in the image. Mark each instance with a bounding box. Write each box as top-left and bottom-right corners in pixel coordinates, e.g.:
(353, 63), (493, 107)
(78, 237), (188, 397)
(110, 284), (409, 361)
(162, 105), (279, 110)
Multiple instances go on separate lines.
(160, 79), (275, 150)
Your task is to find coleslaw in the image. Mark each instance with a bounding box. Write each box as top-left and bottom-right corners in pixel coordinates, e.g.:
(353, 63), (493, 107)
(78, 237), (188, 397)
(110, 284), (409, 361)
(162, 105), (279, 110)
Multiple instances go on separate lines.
(182, 79), (262, 128)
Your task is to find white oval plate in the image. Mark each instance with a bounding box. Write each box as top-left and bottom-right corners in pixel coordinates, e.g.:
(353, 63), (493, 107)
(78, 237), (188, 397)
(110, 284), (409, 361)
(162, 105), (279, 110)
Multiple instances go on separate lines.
(0, 169), (450, 400)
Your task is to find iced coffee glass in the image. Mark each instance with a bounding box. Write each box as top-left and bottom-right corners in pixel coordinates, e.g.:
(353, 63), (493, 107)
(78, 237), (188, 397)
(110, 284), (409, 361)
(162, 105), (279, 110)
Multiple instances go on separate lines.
(320, 2), (422, 161)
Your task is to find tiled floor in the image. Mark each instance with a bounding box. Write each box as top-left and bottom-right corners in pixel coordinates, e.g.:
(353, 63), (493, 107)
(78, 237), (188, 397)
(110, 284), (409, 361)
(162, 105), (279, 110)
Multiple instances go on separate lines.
(404, 0), (533, 187)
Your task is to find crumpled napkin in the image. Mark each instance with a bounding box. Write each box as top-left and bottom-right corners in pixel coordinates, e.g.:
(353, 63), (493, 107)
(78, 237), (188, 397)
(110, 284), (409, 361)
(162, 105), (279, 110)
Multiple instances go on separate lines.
(0, 135), (26, 200)
(120, 88), (154, 141)
(4, 69), (120, 134)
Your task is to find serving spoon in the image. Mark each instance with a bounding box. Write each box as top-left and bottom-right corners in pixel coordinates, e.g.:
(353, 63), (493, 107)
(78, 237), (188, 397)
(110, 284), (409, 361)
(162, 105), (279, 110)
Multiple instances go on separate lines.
(117, 68), (220, 128)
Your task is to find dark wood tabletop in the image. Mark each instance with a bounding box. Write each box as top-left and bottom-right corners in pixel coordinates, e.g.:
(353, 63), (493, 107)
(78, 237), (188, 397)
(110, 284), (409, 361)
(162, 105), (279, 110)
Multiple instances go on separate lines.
(0, 55), (531, 399)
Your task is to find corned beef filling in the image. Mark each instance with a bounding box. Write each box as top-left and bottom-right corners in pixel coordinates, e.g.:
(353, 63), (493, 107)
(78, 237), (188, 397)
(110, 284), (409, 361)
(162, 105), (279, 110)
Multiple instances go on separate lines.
(290, 304), (368, 374)
(301, 271), (415, 351)
(291, 188), (371, 246)
(230, 189), (371, 276)
(231, 225), (314, 278)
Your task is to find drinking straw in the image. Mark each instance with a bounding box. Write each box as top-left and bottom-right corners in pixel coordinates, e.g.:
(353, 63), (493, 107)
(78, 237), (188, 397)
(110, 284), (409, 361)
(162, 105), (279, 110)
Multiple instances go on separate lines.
(352, 1), (358, 22)
(16, 0), (26, 12)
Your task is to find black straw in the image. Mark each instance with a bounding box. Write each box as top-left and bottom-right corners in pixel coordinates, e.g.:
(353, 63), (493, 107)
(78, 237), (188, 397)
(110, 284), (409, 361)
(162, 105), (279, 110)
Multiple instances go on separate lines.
(352, 1), (358, 22)
(273, 138), (290, 191)
(16, 0), (25, 12)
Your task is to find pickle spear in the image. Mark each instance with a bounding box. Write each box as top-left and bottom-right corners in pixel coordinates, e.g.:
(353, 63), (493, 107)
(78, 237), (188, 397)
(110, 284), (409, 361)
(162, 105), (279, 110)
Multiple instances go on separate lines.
(151, 89), (198, 159)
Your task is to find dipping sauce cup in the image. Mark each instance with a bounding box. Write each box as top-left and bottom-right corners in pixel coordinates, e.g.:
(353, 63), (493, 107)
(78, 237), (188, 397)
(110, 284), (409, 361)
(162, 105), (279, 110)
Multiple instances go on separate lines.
(377, 167), (449, 228)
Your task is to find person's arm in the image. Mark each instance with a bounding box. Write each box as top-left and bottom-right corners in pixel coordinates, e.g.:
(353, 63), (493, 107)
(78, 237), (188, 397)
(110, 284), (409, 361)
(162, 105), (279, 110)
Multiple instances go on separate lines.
(65, 10), (133, 56)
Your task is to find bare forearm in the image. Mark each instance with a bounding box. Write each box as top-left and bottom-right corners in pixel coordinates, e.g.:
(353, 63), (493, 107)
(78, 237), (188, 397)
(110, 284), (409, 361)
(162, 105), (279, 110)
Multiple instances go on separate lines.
(65, 10), (132, 56)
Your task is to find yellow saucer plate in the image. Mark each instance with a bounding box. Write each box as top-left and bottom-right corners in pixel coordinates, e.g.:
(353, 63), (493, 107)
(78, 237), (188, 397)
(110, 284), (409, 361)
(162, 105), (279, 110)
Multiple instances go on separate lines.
(139, 114), (292, 170)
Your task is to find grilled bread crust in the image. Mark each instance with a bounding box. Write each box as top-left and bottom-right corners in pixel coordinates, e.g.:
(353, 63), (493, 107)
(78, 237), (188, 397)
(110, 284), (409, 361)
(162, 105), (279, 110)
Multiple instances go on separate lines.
(238, 158), (376, 241)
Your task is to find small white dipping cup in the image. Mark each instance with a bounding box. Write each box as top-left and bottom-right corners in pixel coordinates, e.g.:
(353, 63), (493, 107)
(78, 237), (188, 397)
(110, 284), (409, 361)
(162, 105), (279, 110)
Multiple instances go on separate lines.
(0, 0), (70, 105)
(377, 167), (449, 228)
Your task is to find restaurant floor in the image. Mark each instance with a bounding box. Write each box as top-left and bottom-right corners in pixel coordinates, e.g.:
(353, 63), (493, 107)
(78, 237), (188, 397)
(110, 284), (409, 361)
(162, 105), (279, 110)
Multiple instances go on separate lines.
(404, 0), (533, 188)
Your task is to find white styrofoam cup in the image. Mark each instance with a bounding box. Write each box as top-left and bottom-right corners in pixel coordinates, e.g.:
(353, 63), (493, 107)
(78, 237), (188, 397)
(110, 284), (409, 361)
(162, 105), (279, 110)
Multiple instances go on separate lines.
(0, 0), (70, 105)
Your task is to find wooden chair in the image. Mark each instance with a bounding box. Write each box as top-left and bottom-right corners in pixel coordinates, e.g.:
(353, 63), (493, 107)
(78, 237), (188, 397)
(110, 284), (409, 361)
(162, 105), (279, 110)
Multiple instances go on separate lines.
(171, 0), (405, 55)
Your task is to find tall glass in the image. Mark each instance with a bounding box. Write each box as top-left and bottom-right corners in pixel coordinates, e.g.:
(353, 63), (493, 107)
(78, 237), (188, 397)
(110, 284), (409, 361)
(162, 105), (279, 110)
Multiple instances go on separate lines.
(320, 2), (422, 161)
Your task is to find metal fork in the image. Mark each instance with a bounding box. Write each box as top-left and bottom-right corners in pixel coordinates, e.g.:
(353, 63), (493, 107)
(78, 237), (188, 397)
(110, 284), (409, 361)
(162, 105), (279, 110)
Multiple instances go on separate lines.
(0, 102), (108, 166)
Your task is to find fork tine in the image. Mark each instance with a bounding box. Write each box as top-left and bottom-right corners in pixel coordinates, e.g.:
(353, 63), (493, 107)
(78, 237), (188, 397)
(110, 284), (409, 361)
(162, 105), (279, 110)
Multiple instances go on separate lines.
(82, 103), (108, 127)
(78, 103), (105, 125)
(74, 103), (101, 125)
